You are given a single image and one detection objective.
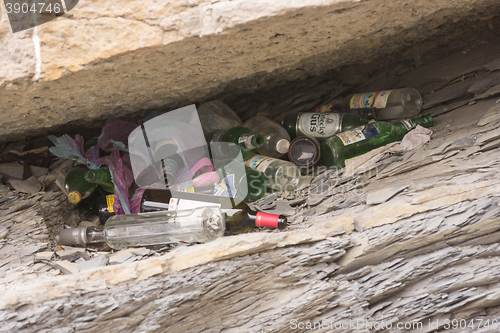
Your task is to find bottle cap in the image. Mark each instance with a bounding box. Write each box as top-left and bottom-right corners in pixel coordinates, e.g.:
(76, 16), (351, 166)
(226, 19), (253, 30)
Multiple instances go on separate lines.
(287, 136), (321, 167)
(276, 139), (290, 154)
(58, 227), (88, 245)
(68, 190), (82, 204)
(277, 215), (287, 230)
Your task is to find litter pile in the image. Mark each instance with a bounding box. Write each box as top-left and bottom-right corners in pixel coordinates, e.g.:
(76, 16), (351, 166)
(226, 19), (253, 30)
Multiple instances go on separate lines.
(3, 49), (500, 278)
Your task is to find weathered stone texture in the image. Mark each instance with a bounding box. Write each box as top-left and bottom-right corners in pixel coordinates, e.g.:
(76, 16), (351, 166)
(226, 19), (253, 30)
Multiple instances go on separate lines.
(1, 0), (500, 141)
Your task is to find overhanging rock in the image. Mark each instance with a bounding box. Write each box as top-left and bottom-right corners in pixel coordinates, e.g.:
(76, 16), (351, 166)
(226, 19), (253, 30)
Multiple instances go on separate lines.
(1, 0), (499, 142)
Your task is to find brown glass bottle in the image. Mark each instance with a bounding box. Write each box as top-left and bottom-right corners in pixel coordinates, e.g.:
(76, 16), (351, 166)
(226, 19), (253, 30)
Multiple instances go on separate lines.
(223, 203), (287, 235)
(96, 194), (116, 224)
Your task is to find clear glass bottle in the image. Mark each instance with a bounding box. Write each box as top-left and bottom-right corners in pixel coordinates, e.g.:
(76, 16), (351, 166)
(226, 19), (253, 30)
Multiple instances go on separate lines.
(58, 206), (226, 249)
(138, 189), (286, 234)
(314, 103), (379, 120)
(337, 88), (423, 120)
(244, 155), (301, 192)
(281, 112), (369, 140)
(243, 116), (291, 158)
(321, 114), (433, 169)
(197, 100), (243, 136)
(206, 126), (265, 161)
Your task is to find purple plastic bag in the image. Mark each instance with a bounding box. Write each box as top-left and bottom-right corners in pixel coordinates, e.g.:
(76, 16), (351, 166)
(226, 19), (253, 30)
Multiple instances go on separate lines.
(49, 116), (142, 215)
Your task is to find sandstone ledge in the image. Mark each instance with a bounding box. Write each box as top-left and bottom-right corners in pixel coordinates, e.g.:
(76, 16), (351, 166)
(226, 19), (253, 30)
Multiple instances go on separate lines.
(1, 0), (499, 142)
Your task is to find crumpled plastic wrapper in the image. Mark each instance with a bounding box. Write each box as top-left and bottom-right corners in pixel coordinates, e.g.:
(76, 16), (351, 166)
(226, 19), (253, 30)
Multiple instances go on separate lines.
(49, 115), (157, 215)
(400, 125), (433, 150)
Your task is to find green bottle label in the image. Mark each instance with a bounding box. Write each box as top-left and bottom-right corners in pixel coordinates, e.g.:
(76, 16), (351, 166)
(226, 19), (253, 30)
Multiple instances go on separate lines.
(297, 113), (341, 137)
(401, 120), (414, 130)
(336, 124), (379, 146)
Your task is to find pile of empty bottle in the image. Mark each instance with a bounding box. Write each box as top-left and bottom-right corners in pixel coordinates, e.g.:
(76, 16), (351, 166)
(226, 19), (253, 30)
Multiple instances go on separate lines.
(57, 87), (433, 249)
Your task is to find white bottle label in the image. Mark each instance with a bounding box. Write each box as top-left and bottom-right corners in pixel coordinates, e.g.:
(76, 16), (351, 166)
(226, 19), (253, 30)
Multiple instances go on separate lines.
(238, 134), (255, 149)
(336, 124), (380, 146)
(213, 174), (237, 198)
(245, 155), (276, 173)
(297, 113), (341, 137)
(168, 198), (221, 211)
(401, 120), (414, 130)
(350, 90), (392, 109)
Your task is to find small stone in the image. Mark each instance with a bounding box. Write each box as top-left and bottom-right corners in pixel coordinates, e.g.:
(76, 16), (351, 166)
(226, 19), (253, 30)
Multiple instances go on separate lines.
(78, 255), (109, 272)
(308, 194), (326, 206)
(287, 196), (307, 206)
(0, 163), (24, 179)
(338, 196), (364, 209)
(109, 248), (137, 264)
(297, 175), (312, 189)
(52, 260), (80, 274)
(56, 248), (90, 262)
(263, 200), (295, 216)
(35, 251), (54, 261)
(30, 166), (49, 178)
(131, 248), (151, 256)
(79, 218), (100, 228)
(258, 193), (278, 210)
(9, 176), (42, 194)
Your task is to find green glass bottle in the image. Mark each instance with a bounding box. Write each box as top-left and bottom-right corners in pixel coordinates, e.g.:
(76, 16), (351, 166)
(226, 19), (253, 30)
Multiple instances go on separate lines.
(207, 126), (265, 161)
(243, 166), (266, 202)
(281, 112), (370, 140)
(321, 114), (433, 169)
(84, 168), (114, 193)
(64, 164), (98, 204)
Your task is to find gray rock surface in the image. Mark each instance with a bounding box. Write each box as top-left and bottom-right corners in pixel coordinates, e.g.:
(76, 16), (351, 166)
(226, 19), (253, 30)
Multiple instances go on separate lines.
(1, 0), (500, 142)
(4, 8), (500, 333)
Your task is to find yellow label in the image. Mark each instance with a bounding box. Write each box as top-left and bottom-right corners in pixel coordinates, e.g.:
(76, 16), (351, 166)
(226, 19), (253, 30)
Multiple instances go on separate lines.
(106, 194), (114, 213)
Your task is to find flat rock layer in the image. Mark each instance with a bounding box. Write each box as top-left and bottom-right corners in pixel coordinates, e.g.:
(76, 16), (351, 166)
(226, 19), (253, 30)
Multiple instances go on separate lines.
(1, 0), (500, 141)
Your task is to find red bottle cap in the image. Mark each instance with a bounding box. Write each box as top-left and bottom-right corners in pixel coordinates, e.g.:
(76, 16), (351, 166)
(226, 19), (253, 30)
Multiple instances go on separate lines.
(255, 212), (287, 229)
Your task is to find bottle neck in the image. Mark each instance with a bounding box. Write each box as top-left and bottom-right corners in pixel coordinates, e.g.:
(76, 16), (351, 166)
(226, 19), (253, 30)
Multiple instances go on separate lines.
(224, 206), (286, 229)
(239, 134), (265, 149)
(397, 114), (433, 131)
(275, 138), (290, 154)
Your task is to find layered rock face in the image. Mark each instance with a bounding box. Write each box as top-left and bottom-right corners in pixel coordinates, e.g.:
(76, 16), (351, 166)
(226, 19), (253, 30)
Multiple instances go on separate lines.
(1, 0), (499, 142)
